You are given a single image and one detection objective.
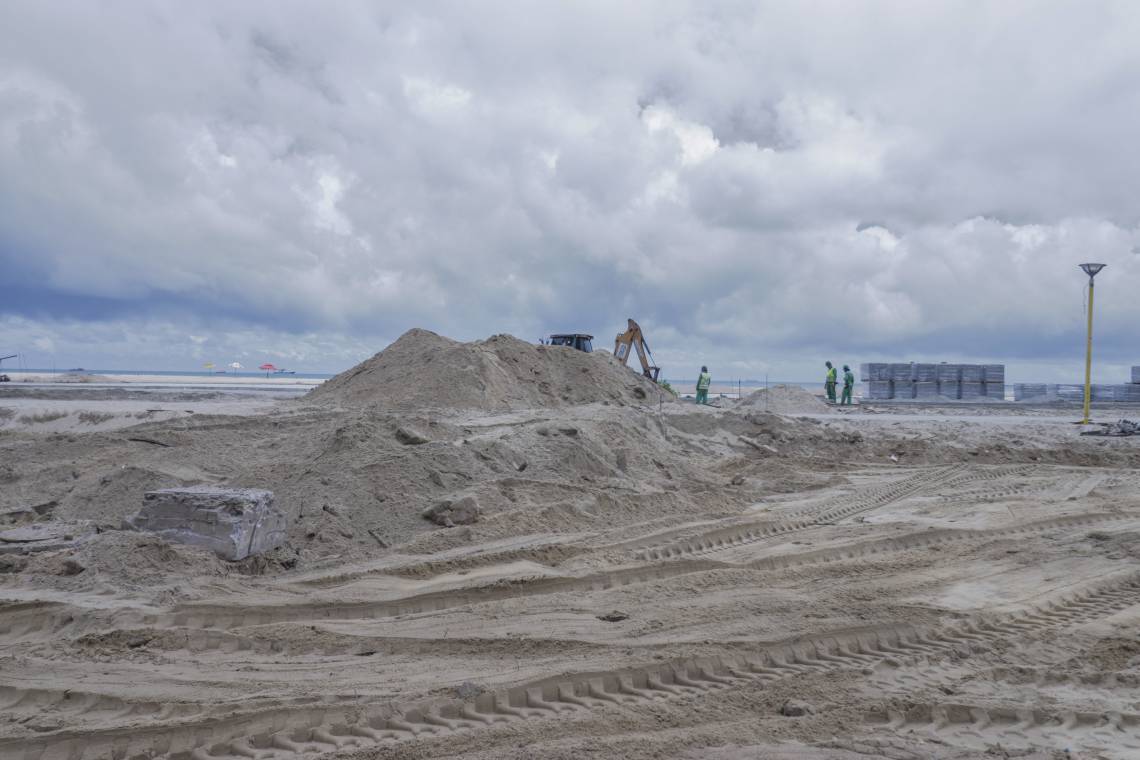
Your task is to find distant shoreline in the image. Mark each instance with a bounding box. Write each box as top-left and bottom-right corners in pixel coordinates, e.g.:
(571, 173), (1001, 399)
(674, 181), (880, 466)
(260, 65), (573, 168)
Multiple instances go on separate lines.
(3, 371), (325, 387)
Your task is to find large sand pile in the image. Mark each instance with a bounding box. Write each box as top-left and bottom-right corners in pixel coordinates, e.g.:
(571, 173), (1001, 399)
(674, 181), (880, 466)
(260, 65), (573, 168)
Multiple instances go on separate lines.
(734, 384), (830, 415)
(306, 329), (666, 411)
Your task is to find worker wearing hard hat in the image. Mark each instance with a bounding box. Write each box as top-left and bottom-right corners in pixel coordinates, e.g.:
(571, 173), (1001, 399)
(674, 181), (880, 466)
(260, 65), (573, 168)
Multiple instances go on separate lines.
(825, 361), (838, 404)
(840, 365), (855, 405)
(696, 366), (711, 405)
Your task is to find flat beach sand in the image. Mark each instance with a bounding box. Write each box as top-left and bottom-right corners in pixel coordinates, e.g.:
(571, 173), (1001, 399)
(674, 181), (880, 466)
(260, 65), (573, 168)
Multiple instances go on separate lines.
(1, 331), (1138, 759)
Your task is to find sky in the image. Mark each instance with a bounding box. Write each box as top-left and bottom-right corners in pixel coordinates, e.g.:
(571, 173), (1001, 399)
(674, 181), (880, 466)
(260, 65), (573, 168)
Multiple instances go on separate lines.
(2, 1), (1139, 382)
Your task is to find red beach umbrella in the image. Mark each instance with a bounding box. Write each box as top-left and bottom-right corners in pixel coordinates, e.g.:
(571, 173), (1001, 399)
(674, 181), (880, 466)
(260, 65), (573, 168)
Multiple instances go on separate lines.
(259, 363), (277, 377)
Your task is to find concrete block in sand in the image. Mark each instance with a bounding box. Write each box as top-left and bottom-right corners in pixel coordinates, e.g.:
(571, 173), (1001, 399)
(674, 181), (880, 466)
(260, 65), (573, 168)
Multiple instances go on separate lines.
(124, 486), (286, 561)
(422, 496), (481, 527)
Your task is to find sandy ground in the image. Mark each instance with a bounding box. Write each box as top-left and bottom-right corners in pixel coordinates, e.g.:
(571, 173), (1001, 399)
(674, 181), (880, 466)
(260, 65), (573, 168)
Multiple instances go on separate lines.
(1, 337), (1138, 760)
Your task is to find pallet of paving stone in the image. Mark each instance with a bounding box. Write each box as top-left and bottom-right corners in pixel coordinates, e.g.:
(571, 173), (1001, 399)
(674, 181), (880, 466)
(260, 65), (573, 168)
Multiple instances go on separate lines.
(1090, 384), (1118, 402)
(960, 365), (984, 382)
(889, 363), (915, 382)
(860, 363), (890, 382)
(937, 363), (961, 382)
(1053, 384), (1084, 402)
(982, 382), (1005, 399)
(912, 364), (938, 382)
(914, 381), (939, 399)
(983, 364), (1005, 383)
(939, 381), (961, 399)
(1013, 383), (1048, 401)
(960, 381), (983, 399)
(863, 380), (893, 399)
(1132, 366), (1140, 384)
(893, 380), (916, 399)
(1110, 384), (1138, 401)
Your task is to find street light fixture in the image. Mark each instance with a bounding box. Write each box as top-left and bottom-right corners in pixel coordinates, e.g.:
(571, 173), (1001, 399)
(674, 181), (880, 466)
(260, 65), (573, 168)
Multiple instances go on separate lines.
(1079, 263), (1106, 424)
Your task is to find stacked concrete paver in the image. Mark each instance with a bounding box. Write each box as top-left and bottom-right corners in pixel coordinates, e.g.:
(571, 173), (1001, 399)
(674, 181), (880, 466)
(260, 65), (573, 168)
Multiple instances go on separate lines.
(860, 363), (1005, 401)
(1012, 365), (1140, 401)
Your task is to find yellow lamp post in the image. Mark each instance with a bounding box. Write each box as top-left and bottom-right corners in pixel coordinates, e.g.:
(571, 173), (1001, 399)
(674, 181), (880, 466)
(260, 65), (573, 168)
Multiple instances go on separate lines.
(1079, 263), (1105, 424)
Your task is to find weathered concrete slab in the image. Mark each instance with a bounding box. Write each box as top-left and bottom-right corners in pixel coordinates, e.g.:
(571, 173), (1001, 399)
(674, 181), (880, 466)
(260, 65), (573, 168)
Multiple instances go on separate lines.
(0, 522), (94, 554)
(124, 486), (286, 561)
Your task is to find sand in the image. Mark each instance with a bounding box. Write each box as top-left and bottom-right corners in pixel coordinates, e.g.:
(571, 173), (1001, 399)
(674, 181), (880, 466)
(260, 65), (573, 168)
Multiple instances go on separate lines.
(1, 328), (1139, 759)
(306, 328), (668, 411)
(734, 384), (832, 415)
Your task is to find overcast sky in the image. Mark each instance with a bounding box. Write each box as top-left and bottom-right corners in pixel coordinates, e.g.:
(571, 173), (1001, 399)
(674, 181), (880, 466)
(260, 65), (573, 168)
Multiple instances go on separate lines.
(2, 1), (1138, 381)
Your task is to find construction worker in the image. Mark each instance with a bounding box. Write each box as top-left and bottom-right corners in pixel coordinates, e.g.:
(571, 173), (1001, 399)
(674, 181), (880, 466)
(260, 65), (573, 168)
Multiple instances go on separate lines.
(840, 365), (855, 405)
(824, 361), (838, 404)
(696, 366), (711, 405)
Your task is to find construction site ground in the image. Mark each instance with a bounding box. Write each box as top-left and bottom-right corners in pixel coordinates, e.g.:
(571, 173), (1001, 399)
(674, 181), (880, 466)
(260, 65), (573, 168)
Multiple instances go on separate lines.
(2, 336), (1138, 760)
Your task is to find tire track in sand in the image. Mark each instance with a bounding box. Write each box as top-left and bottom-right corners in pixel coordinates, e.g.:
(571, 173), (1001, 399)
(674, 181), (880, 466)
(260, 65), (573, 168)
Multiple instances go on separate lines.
(864, 701), (1140, 755)
(1, 511), (1132, 644)
(631, 464), (970, 560)
(3, 571), (1137, 760)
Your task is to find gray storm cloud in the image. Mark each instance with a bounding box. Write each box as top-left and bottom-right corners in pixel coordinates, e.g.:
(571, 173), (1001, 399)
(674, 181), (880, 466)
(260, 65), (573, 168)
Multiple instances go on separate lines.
(2, 1), (1139, 380)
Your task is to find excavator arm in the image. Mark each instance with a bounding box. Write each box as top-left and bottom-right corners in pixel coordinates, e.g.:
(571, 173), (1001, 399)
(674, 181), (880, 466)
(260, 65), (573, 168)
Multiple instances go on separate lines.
(613, 319), (661, 382)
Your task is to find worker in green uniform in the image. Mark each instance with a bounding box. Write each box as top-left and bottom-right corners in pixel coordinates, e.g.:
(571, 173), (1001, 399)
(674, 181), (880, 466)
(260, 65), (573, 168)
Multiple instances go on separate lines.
(840, 365), (855, 405)
(824, 361), (838, 404)
(696, 366), (711, 405)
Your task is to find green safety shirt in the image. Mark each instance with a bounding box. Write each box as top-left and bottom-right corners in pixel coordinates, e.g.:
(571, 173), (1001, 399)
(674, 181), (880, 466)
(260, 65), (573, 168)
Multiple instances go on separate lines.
(843, 370), (854, 388)
(697, 372), (711, 390)
(826, 367), (837, 384)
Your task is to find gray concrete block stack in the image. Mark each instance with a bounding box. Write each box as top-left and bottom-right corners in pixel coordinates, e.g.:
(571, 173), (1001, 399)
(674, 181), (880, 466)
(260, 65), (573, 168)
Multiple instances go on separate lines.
(983, 365), (1005, 398)
(860, 362), (1005, 401)
(913, 364), (938, 398)
(1011, 383), (1048, 401)
(860, 363), (893, 399)
(1012, 373), (1140, 402)
(890, 363), (915, 399)
(915, 381), (939, 399)
(937, 364), (961, 399)
(1055, 384), (1084, 402)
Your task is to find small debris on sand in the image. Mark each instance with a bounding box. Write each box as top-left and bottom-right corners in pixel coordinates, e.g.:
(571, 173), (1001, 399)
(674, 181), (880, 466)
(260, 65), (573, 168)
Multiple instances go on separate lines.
(395, 426), (430, 445)
(422, 495), (481, 527)
(454, 682), (486, 699)
(781, 699), (816, 717)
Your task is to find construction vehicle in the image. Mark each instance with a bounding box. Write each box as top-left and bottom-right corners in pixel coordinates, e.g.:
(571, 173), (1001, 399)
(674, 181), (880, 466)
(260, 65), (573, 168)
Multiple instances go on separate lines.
(547, 334), (594, 352)
(613, 319), (660, 382)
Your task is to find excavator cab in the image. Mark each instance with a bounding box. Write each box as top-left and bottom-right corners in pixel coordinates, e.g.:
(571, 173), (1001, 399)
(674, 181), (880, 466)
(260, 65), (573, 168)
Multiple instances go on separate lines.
(548, 334), (594, 352)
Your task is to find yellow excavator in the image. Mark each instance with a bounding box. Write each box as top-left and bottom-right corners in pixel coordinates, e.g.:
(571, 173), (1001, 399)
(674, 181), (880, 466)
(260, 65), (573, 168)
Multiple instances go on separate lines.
(613, 319), (661, 382)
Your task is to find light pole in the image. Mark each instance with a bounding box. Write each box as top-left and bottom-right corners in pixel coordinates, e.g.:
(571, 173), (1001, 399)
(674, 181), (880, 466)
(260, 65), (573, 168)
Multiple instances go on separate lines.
(1079, 263), (1105, 424)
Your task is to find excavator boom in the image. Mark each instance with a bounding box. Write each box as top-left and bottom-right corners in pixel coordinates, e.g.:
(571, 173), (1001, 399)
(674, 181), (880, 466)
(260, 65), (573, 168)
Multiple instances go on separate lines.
(613, 319), (660, 382)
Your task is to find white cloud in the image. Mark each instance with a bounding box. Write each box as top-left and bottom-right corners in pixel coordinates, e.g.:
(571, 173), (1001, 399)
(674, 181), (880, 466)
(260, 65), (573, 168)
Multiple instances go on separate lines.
(2, 1), (1140, 381)
(643, 105), (719, 166)
(402, 76), (472, 114)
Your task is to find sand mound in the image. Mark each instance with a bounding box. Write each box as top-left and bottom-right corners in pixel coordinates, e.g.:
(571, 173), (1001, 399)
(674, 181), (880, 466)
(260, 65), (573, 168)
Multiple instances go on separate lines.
(734, 384), (830, 415)
(306, 329), (666, 411)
